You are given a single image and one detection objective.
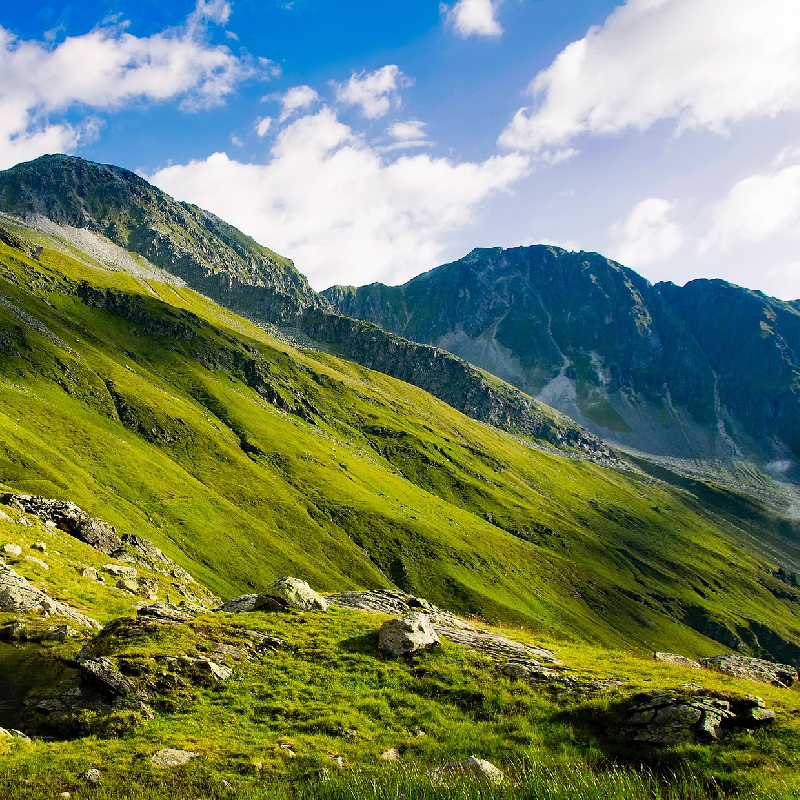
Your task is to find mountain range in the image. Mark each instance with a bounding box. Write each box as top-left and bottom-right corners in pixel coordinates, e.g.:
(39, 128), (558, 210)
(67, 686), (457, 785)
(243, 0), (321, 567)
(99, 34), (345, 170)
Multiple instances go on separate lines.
(325, 247), (800, 485)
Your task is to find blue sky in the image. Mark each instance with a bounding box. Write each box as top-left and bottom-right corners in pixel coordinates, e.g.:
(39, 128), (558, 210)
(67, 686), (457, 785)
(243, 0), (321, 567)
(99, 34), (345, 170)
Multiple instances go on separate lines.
(2, 1), (800, 299)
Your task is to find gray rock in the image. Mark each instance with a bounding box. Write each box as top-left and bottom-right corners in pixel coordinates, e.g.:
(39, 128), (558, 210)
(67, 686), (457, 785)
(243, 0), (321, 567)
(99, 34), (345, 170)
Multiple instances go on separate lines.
(500, 658), (564, 683)
(655, 652), (701, 669)
(74, 519), (123, 555)
(432, 756), (504, 784)
(700, 654), (798, 688)
(31, 541), (47, 552)
(137, 603), (194, 622)
(175, 656), (232, 683)
(2, 543), (22, 557)
(624, 690), (776, 745)
(380, 748), (400, 761)
(77, 656), (137, 696)
(80, 769), (101, 784)
(103, 564), (137, 579)
(46, 624), (79, 641)
(0, 561), (100, 628)
(24, 556), (49, 570)
(378, 613), (440, 657)
(80, 566), (100, 580)
(150, 748), (199, 767)
(263, 577), (328, 611)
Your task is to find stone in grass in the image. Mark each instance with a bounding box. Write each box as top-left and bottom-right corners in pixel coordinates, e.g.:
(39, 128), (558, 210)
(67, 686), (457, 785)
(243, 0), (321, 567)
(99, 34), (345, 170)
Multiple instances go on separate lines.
(432, 756), (504, 785)
(700, 654), (798, 688)
(380, 748), (401, 761)
(77, 656), (137, 697)
(0, 727), (31, 742)
(2, 543), (22, 557)
(31, 541), (47, 552)
(378, 613), (439, 657)
(24, 556), (49, 570)
(655, 652), (701, 669)
(150, 749), (200, 768)
(80, 769), (102, 784)
(103, 564), (137, 579)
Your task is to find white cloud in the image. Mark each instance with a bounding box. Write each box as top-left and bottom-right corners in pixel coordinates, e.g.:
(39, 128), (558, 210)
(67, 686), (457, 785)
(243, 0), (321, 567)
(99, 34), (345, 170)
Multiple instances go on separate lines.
(255, 116), (272, 137)
(500, 0), (800, 151)
(701, 162), (800, 254)
(382, 119), (432, 151)
(150, 107), (530, 289)
(609, 198), (684, 267)
(334, 65), (410, 119)
(0, 1), (250, 169)
(275, 85), (319, 122)
(443, 0), (503, 38)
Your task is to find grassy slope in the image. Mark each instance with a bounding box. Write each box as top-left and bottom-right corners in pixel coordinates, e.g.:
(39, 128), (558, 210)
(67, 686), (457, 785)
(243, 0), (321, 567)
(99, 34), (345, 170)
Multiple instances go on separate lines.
(1, 228), (799, 658)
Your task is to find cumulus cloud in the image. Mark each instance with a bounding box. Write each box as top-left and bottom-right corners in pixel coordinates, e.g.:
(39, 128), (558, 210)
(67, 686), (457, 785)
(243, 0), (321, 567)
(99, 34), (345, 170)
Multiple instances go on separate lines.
(150, 107), (529, 289)
(0, 1), (250, 169)
(443, 0), (503, 38)
(609, 198), (684, 267)
(274, 85), (319, 122)
(500, 0), (800, 151)
(701, 162), (800, 253)
(383, 120), (432, 151)
(334, 65), (410, 119)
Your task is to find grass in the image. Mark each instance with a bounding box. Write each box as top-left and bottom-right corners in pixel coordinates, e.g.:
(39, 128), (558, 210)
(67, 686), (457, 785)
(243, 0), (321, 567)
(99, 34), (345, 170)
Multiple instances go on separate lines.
(0, 223), (799, 658)
(0, 604), (798, 799)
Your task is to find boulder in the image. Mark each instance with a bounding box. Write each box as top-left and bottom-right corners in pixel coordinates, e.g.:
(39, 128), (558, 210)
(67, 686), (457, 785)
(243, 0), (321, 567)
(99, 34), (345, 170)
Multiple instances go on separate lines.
(0, 727), (31, 742)
(77, 656), (137, 696)
(31, 541), (47, 552)
(700, 654), (798, 688)
(80, 567), (100, 580)
(263, 577), (328, 611)
(175, 656), (232, 683)
(103, 564), (137, 579)
(24, 556), (49, 570)
(655, 652), (701, 669)
(2, 543), (22, 557)
(150, 748), (199, 768)
(432, 756), (504, 785)
(380, 748), (400, 761)
(378, 613), (439, 657)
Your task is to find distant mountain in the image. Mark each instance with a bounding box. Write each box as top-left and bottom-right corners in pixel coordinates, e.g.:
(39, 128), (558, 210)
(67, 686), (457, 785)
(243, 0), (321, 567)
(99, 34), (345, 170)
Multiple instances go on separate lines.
(324, 247), (800, 480)
(0, 155), (610, 460)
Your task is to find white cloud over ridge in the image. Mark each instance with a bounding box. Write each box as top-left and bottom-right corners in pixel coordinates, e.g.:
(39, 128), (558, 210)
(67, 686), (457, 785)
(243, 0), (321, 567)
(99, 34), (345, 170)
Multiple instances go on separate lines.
(610, 198), (684, 268)
(500, 0), (800, 151)
(151, 108), (529, 289)
(443, 0), (503, 38)
(0, 1), (250, 169)
(334, 65), (410, 119)
(701, 162), (800, 254)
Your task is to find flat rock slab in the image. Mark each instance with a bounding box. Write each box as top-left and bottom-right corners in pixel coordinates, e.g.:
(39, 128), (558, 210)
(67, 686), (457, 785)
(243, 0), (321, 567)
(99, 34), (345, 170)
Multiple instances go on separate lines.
(700, 654), (798, 688)
(150, 749), (199, 767)
(655, 652), (701, 669)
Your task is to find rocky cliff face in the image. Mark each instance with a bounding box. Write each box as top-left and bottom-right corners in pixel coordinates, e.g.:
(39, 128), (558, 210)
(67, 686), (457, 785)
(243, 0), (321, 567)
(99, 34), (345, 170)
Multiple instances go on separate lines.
(324, 247), (800, 476)
(0, 154), (324, 323)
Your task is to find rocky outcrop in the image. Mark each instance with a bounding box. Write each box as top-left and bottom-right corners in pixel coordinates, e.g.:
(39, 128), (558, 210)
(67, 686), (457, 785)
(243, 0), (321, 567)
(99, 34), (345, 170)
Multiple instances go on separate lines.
(624, 691), (775, 745)
(0, 559), (100, 628)
(700, 654), (798, 688)
(77, 656), (138, 697)
(378, 613), (440, 657)
(0, 493), (217, 607)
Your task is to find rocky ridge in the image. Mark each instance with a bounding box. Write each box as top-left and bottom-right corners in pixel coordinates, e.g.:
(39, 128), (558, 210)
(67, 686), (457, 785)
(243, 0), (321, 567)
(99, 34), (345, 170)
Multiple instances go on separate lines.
(324, 246), (800, 479)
